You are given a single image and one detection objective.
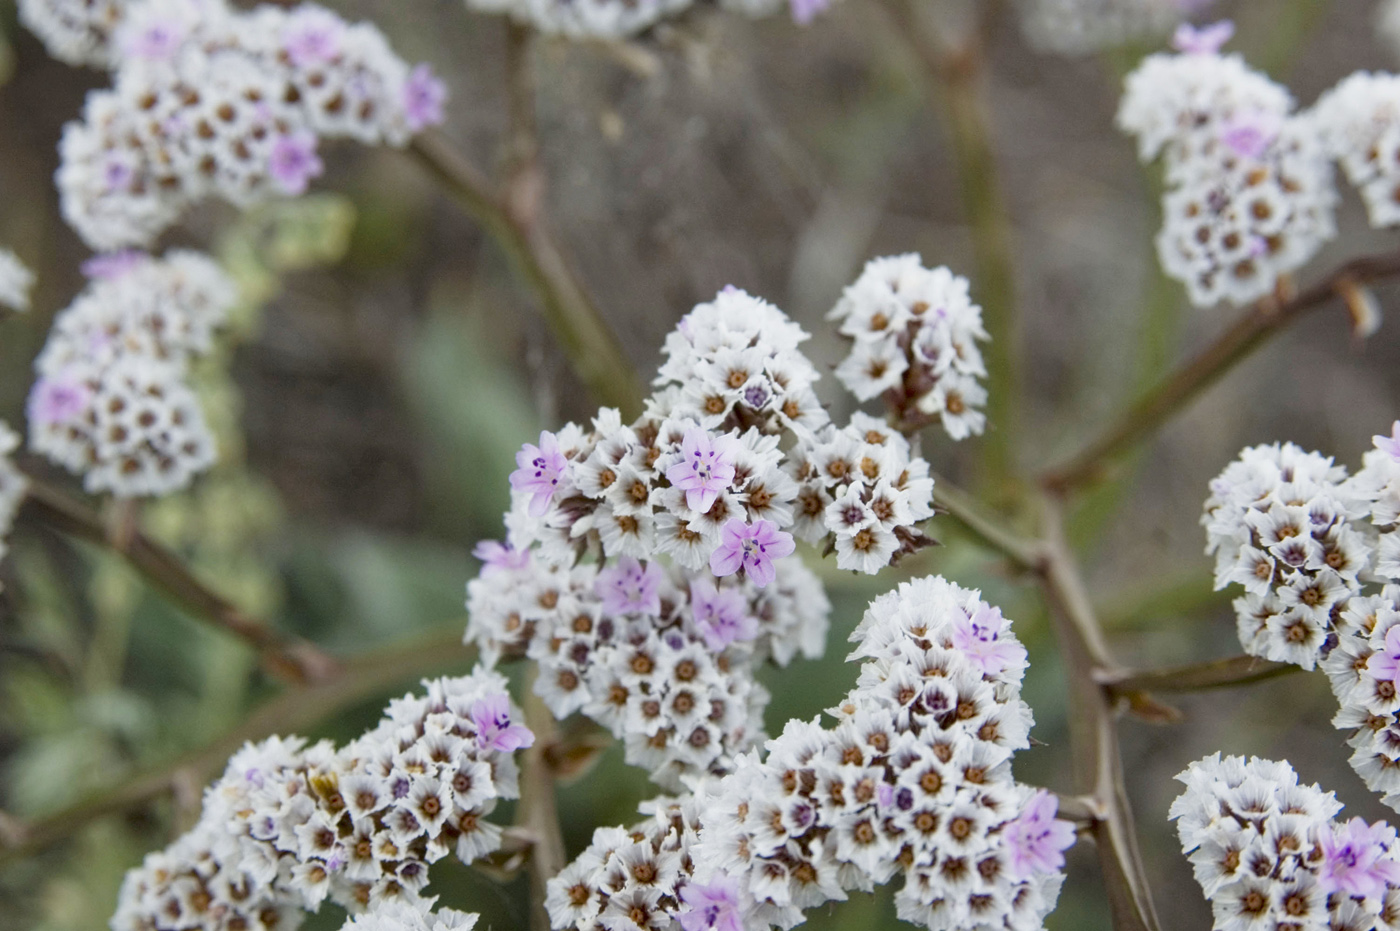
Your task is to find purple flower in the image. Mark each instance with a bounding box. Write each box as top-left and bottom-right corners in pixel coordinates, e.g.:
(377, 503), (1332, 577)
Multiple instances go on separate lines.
(509, 430), (570, 517)
(28, 375), (92, 426)
(666, 427), (739, 513)
(81, 250), (148, 281)
(282, 8), (345, 68)
(678, 874), (745, 931)
(950, 604), (1027, 677)
(1220, 110), (1280, 160)
(1368, 626), (1400, 690)
(268, 132), (324, 196)
(1375, 421), (1400, 463)
(102, 156), (134, 193)
(789, 0), (831, 24)
(1003, 790), (1077, 881)
(473, 539), (530, 576)
(404, 64), (447, 133)
(1171, 20), (1234, 55)
(1318, 818), (1400, 898)
(709, 519), (795, 588)
(690, 579), (757, 650)
(596, 557), (664, 616)
(124, 21), (187, 60)
(470, 693), (535, 753)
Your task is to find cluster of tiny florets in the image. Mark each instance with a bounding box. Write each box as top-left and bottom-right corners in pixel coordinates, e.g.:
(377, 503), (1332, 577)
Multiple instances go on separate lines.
(1171, 753), (1400, 931)
(1015, 0), (1213, 56)
(18, 0), (129, 67)
(827, 255), (989, 442)
(459, 0), (825, 41)
(337, 900), (479, 931)
(546, 576), (1073, 931)
(27, 251), (236, 497)
(0, 249), (35, 313)
(54, 0), (446, 249)
(112, 670), (529, 931)
(1118, 25), (1337, 307)
(1203, 442), (1369, 669)
(1315, 73), (1400, 230)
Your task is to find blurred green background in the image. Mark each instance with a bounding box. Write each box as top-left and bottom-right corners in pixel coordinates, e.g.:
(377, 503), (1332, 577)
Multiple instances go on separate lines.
(1, 1), (1398, 930)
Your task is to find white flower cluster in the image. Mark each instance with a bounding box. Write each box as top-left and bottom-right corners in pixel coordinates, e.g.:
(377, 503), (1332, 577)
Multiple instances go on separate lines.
(467, 550), (827, 789)
(28, 251), (235, 497)
(460, 0), (791, 41)
(112, 670), (526, 931)
(0, 423), (29, 575)
(56, 0), (445, 249)
(0, 249), (35, 312)
(547, 576), (1073, 931)
(1170, 753), (1400, 931)
(18, 0), (128, 67)
(1203, 442), (1370, 670)
(1118, 40), (1337, 307)
(1015, 0), (1206, 56)
(1320, 587), (1400, 812)
(337, 900), (478, 931)
(1315, 73), (1400, 230)
(828, 256), (989, 442)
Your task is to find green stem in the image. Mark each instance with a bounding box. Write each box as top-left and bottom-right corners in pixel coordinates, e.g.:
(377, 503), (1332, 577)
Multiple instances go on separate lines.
(1102, 654), (1299, 696)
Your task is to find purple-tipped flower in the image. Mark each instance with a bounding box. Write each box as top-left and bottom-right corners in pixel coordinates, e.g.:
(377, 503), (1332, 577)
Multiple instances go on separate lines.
(473, 539), (530, 576)
(666, 427), (739, 514)
(470, 693), (535, 753)
(1003, 790), (1077, 881)
(677, 873), (746, 931)
(404, 64), (447, 133)
(1375, 421), (1400, 463)
(123, 20), (188, 60)
(81, 250), (148, 281)
(1171, 20), (1234, 55)
(510, 430), (570, 517)
(950, 604), (1027, 677)
(709, 519), (795, 588)
(690, 579), (757, 650)
(282, 8), (345, 68)
(1368, 626), (1400, 690)
(268, 132), (324, 196)
(596, 557), (663, 617)
(1318, 818), (1400, 898)
(28, 374), (93, 426)
(1220, 110), (1280, 160)
(789, 0), (832, 25)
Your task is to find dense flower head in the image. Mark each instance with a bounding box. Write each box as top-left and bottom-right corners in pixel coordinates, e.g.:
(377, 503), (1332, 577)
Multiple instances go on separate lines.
(338, 900), (479, 931)
(1118, 43), (1337, 307)
(459, 0), (814, 41)
(0, 249), (35, 313)
(1170, 753), (1400, 931)
(54, 0), (446, 249)
(17, 0), (130, 67)
(1202, 442), (1369, 669)
(1016, 0), (1214, 56)
(28, 250), (235, 497)
(112, 670), (527, 931)
(828, 255), (989, 442)
(547, 576), (1068, 931)
(1315, 73), (1400, 229)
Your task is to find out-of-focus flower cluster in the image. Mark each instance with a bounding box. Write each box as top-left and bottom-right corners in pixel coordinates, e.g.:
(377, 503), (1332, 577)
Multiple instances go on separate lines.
(1315, 73), (1400, 230)
(545, 576), (1074, 931)
(112, 669), (529, 931)
(27, 251), (235, 497)
(1171, 753), (1400, 931)
(459, 0), (826, 42)
(43, 0), (445, 249)
(828, 255), (989, 442)
(1015, 0), (1214, 56)
(0, 424), (29, 576)
(0, 248), (35, 313)
(336, 900), (479, 931)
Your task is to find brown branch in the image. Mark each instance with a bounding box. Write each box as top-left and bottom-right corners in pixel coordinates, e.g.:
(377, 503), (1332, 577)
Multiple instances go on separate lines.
(932, 476), (1043, 571)
(1101, 654), (1299, 697)
(1041, 248), (1400, 495)
(0, 629), (473, 864)
(517, 672), (567, 931)
(19, 478), (339, 686)
(409, 130), (643, 419)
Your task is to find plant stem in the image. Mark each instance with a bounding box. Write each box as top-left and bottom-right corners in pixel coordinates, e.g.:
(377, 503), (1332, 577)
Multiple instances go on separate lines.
(932, 476), (1042, 571)
(1102, 654), (1298, 696)
(0, 628), (473, 864)
(518, 672), (567, 931)
(1041, 248), (1400, 495)
(19, 478), (339, 686)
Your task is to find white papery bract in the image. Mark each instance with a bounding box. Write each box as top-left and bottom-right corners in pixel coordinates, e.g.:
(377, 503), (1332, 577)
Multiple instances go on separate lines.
(56, 0), (445, 250)
(0, 249), (35, 312)
(112, 670), (525, 931)
(1170, 753), (1400, 931)
(1314, 73), (1400, 229)
(1202, 442), (1368, 670)
(338, 900), (479, 931)
(461, 0), (801, 40)
(18, 0), (129, 67)
(1015, 0), (1208, 56)
(828, 256), (989, 442)
(547, 576), (1073, 931)
(28, 251), (235, 497)
(1119, 47), (1337, 307)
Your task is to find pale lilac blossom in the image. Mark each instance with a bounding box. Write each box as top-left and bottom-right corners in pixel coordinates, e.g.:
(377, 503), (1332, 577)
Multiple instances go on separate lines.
(124, 21), (186, 60)
(1171, 19), (1234, 54)
(596, 557), (663, 616)
(282, 8), (345, 67)
(677, 874), (746, 931)
(1003, 790), (1076, 881)
(510, 430), (569, 517)
(709, 518), (795, 588)
(27, 374), (92, 426)
(470, 694), (535, 753)
(472, 539), (530, 575)
(690, 579), (757, 650)
(789, 0), (831, 26)
(1220, 110), (1280, 159)
(1374, 421), (1400, 463)
(81, 250), (147, 280)
(950, 603), (1028, 677)
(268, 132), (324, 196)
(666, 427), (738, 514)
(1318, 818), (1400, 898)
(1368, 626), (1400, 690)
(404, 65), (447, 133)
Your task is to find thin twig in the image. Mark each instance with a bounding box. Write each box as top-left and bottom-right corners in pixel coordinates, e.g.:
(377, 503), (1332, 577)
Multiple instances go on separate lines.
(19, 478), (339, 686)
(1041, 249), (1400, 495)
(409, 130), (643, 418)
(518, 673), (567, 931)
(932, 476), (1043, 571)
(1101, 654), (1298, 696)
(0, 629), (473, 864)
